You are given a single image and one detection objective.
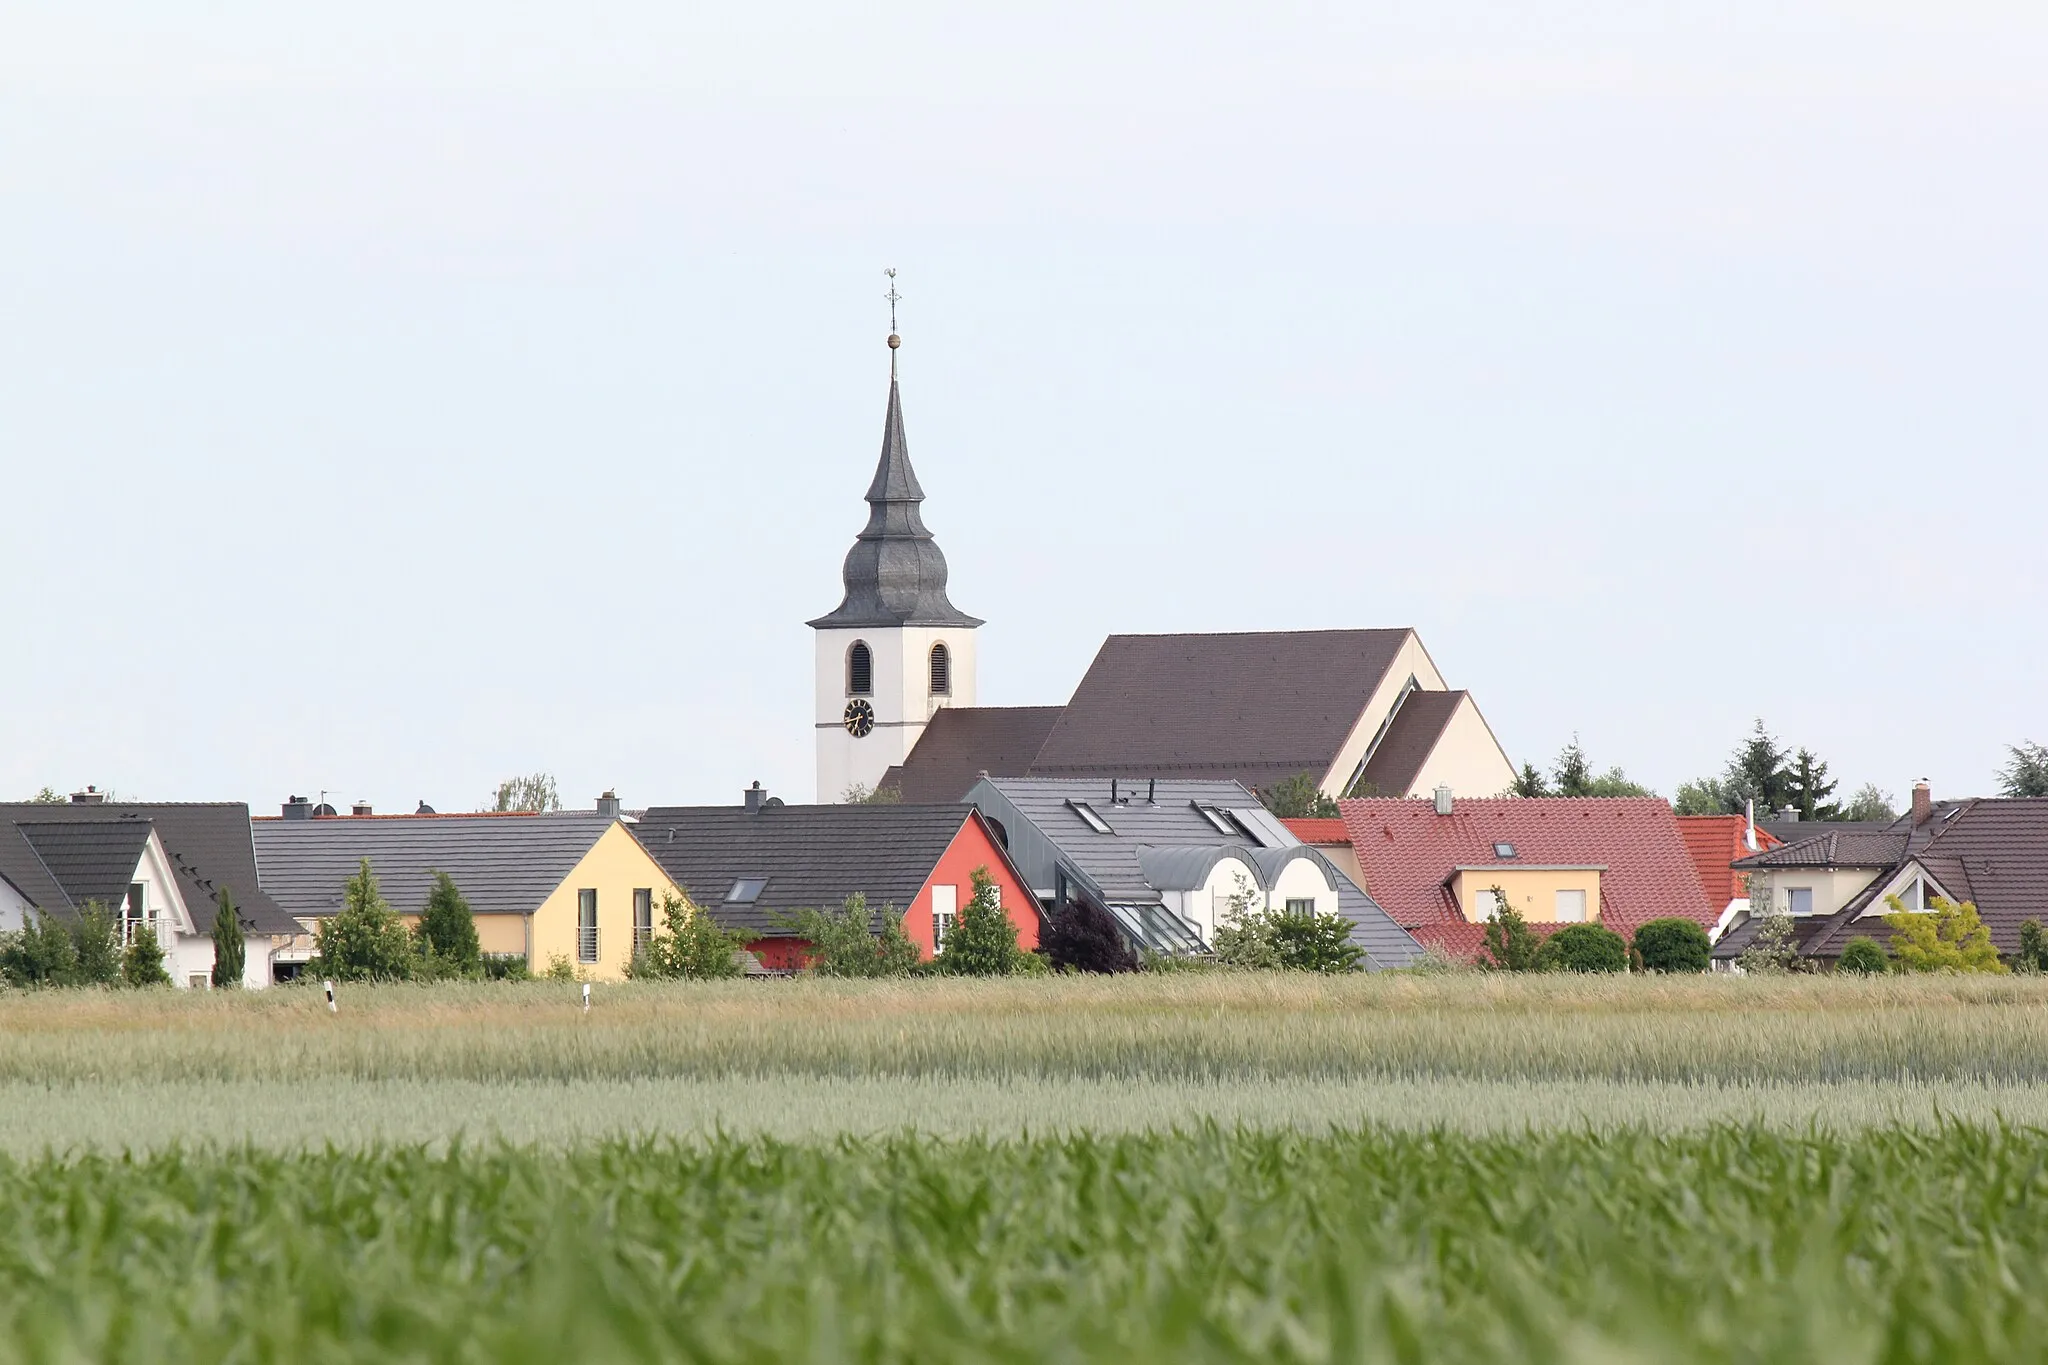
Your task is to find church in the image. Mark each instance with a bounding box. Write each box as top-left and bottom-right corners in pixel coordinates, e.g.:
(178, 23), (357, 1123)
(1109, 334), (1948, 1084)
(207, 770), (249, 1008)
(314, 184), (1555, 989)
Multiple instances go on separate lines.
(809, 328), (1517, 806)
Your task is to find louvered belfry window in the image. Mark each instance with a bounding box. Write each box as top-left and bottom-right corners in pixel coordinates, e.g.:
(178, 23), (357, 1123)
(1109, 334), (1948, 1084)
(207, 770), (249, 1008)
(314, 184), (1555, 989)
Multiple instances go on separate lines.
(848, 641), (873, 696)
(929, 642), (951, 695)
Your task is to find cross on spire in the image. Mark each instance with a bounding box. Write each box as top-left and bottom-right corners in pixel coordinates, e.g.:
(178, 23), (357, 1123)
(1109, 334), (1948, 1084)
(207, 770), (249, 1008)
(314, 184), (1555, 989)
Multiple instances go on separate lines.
(884, 267), (902, 377)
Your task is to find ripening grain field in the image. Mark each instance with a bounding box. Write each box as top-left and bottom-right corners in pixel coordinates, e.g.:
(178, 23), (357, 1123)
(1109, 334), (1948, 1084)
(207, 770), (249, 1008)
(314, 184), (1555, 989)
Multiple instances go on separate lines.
(4, 975), (2048, 1362)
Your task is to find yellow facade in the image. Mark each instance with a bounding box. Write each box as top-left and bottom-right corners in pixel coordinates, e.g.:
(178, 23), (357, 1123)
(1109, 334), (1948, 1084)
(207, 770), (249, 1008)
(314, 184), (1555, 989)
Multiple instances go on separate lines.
(525, 821), (687, 981)
(1451, 867), (1604, 924)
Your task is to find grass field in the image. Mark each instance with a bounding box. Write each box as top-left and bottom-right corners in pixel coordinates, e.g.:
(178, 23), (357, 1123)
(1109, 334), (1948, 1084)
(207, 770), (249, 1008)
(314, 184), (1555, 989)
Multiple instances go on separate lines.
(4, 974), (2048, 1361)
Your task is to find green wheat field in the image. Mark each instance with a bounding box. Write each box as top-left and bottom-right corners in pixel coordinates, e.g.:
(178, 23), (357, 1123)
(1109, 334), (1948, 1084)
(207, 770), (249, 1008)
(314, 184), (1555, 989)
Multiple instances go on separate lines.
(6, 975), (2048, 1361)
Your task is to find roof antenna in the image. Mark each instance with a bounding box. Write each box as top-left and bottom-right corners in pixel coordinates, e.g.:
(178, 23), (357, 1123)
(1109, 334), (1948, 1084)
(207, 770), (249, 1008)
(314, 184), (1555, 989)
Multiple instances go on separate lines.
(884, 267), (902, 380)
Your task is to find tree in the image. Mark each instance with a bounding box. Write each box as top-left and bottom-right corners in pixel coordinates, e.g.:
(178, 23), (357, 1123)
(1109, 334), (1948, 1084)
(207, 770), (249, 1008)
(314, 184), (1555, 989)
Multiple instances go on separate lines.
(1837, 937), (1889, 975)
(71, 900), (123, 986)
(1260, 773), (1339, 820)
(1212, 874), (1280, 969)
(1040, 898), (1139, 974)
(1267, 905), (1364, 972)
(1546, 737), (1652, 798)
(1535, 923), (1628, 972)
(1841, 784), (1898, 823)
(1480, 893), (1541, 972)
(414, 872), (483, 978)
(842, 782), (903, 805)
(638, 892), (754, 979)
(1883, 895), (2005, 973)
(314, 859), (415, 981)
(1551, 736), (1594, 797)
(2020, 920), (2048, 973)
(1736, 876), (1797, 974)
(0, 912), (80, 986)
(1631, 918), (1711, 973)
(122, 922), (171, 986)
(27, 787), (64, 804)
(1672, 777), (1734, 816)
(1508, 763), (1549, 798)
(936, 868), (1022, 976)
(1724, 720), (1793, 816)
(1997, 741), (2048, 798)
(776, 893), (920, 977)
(1784, 749), (1841, 822)
(210, 888), (247, 988)
(491, 773), (560, 813)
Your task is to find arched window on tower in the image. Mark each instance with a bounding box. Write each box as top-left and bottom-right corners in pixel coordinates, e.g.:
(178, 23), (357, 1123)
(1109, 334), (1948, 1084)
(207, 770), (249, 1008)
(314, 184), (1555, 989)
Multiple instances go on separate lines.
(847, 641), (873, 697)
(929, 642), (951, 696)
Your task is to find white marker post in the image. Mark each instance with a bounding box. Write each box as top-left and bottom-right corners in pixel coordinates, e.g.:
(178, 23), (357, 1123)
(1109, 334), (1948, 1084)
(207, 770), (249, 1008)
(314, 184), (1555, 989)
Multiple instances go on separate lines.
(324, 979), (337, 1014)
(581, 982), (591, 1013)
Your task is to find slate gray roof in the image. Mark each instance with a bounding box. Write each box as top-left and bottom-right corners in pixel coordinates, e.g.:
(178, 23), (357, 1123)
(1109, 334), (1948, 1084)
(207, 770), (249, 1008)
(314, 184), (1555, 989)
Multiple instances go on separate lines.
(13, 822), (153, 910)
(636, 803), (990, 936)
(1027, 629), (1415, 791)
(0, 803), (298, 936)
(1733, 830), (1911, 870)
(877, 706), (1067, 804)
(1352, 690), (1468, 797)
(808, 376), (982, 631)
(252, 812), (618, 922)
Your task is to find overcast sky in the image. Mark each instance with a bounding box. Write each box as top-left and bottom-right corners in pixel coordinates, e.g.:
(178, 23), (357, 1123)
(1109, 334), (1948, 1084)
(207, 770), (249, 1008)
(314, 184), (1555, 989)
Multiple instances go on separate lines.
(4, 2), (2043, 812)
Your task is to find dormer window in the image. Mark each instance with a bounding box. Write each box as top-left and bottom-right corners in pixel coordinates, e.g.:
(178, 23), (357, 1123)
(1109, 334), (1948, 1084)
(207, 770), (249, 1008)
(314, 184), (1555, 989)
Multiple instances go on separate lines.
(929, 642), (951, 696)
(847, 641), (873, 697)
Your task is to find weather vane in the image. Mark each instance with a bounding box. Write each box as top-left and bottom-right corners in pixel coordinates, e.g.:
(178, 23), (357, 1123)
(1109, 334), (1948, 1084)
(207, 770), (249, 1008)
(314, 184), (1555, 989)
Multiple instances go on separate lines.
(884, 268), (902, 377)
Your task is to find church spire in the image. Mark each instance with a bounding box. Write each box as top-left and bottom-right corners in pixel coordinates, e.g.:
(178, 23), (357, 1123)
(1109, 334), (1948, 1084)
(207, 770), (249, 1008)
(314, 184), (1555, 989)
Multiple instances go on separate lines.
(807, 277), (983, 631)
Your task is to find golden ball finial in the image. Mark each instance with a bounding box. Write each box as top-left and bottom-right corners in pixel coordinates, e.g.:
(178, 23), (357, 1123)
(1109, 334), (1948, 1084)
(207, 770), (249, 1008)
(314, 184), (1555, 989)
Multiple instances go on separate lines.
(887, 333), (901, 349)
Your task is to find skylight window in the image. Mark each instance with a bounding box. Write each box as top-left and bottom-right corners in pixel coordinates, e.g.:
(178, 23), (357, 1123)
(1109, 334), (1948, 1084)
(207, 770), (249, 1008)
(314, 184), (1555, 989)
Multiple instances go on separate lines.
(725, 878), (768, 903)
(1196, 805), (1238, 836)
(1068, 801), (1113, 834)
(1493, 842), (1518, 859)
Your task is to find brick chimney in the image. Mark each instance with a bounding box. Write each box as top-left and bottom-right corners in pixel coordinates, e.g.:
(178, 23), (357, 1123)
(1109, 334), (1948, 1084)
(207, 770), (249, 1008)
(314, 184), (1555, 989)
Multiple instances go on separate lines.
(1911, 780), (1933, 826)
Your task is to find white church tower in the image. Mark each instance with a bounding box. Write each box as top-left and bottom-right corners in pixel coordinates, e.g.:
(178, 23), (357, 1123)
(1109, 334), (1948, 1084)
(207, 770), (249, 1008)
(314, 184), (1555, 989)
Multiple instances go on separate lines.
(809, 289), (982, 802)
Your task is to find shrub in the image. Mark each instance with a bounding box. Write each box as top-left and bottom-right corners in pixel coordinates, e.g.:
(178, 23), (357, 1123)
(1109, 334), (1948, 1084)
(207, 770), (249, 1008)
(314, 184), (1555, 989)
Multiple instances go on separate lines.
(1837, 936), (1889, 975)
(480, 953), (531, 981)
(211, 889), (246, 988)
(1631, 919), (1711, 974)
(637, 893), (755, 980)
(0, 912), (80, 986)
(414, 872), (483, 979)
(1480, 893), (1541, 972)
(314, 860), (415, 982)
(1212, 875), (1280, 970)
(1883, 895), (2004, 974)
(121, 922), (172, 987)
(936, 868), (1022, 976)
(2018, 919), (2048, 973)
(1267, 906), (1364, 973)
(1139, 949), (1218, 973)
(777, 894), (919, 977)
(1041, 898), (1139, 974)
(1536, 923), (1628, 973)
(1259, 772), (1338, 819)
(543, 954), (576, 981)
(71, 901), (123, 986)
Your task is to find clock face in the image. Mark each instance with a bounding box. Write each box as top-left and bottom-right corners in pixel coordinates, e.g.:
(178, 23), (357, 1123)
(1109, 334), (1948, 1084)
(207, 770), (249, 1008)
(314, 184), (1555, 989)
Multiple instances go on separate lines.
(843, 698), (875, 738)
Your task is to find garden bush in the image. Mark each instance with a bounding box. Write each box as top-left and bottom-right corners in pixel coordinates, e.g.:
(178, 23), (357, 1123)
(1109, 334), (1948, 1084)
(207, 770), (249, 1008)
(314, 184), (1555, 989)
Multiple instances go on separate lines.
(1631, 918), (1711, 973)
(1536, 923), (1628, 973)
(1838, 936), (1889, 975)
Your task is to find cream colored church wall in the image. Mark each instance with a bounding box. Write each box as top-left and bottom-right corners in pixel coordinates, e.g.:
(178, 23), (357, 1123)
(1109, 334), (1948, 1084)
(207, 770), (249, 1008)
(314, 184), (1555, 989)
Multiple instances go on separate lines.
(815, 625), (978, 802)
(1408, 696), (1519, 799)
(1318, 632), (1446, 797)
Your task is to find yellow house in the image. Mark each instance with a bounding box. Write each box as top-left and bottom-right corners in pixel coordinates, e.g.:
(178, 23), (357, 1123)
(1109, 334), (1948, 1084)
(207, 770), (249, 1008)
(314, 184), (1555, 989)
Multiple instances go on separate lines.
(1449, 866), (1605, 924)
(252, 802), (685, 981)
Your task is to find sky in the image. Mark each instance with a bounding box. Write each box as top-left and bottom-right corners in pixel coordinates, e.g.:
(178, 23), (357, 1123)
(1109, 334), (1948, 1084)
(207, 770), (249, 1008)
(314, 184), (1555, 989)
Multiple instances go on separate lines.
(3, 1), (2044, 812)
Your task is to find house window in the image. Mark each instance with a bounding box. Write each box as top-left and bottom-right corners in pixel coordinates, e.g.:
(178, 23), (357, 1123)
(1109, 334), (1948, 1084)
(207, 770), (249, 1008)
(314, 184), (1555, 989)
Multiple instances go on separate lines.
(633, 888), (653, 956)
(1555, 889), (1587, 922)
(1787, 887), (1815, 917)
(847, 641), (873, 696)
(188, 974), (210, 990)
(577, 889), (599, 963)
(125, 883), (147, 945)
(1068, 801), (1113, 834)
(932, 884), (958, 952)
(725, 878), (767, 903)
(1493, 843), (1517, 859)
(1474, 889), (1503, 922)
(929, 643), (951, 695)
(1285, 897), (1317, 915)
(1197, 805), (1237, 836)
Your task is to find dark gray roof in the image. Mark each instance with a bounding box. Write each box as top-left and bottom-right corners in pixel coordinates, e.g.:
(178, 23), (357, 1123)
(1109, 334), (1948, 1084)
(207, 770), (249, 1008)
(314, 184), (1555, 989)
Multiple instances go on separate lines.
(877, 706), (1068, 804)
(252, 812), (618, 922)
(0, 803), (297, 936)
(1733, 829), (1911, 871)
(13, 822), (153, 910)
(1027, 629), (1415, 791)
(807, 376), (982, 630)
(636, 803), (990, 936)
(1352, 690), (1468, 798)
(1756, 818), (1896, 846)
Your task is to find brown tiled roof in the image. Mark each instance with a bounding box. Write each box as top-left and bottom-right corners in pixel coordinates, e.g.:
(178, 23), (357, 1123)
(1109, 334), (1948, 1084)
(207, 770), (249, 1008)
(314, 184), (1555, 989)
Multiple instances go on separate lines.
(1028, 628), (1415, 792)
(876, 706), (1066, 804)
(1352, 691), (1466, 797)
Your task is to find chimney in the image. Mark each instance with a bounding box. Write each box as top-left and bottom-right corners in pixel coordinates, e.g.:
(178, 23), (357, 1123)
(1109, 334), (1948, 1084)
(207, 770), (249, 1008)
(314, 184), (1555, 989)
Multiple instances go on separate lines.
(351, 801), (373, 817)
(1433, 785), (1454, 816)
(1744, 798), (1759, 852)
(1912, 780), (1933, 826)
(69, 785), (106, 805)
(282, 795), (312, 821)
(596, 790), (621, 819)
(744, 781), (768, 814)
(1779, 808), (1800, 824)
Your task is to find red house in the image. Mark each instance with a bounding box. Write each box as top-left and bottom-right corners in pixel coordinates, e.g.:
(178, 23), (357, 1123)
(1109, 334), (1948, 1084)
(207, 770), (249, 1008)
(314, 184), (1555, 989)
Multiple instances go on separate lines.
(636, 792), (1039, 969)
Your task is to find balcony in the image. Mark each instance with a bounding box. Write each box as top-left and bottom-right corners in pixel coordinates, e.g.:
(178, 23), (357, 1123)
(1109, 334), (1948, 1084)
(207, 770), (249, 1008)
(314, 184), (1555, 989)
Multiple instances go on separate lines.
(577, 924), (601, 964)
(632, 925), (653, 958)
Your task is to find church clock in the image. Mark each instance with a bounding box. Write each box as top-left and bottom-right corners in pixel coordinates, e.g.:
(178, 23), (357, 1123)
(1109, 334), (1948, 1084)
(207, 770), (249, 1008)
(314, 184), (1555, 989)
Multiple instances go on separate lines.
(843, 698), (876, 738)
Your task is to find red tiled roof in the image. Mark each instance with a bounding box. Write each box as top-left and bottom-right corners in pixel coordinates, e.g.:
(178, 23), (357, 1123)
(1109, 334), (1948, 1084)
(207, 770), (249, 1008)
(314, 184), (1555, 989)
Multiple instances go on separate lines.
(1675, 815), (1780, 912)
(1281, 817), (1349, 844)
(1338, 797), (1715, 959)
(1410, 919), (1573, 962)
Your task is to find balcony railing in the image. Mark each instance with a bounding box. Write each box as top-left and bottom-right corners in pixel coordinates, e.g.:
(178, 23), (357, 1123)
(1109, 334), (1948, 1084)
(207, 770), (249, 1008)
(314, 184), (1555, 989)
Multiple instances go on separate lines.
(120, 915), (164, 947)
(578, 924), (601, 963)
(633, 925), (653, 958)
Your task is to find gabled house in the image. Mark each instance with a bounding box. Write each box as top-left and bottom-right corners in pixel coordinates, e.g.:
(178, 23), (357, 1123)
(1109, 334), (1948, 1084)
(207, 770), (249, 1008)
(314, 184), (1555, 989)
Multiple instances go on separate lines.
(1714, 785), (2048, 966)
(1335, 792), (1714, 962)
(635, 787), (1038, 970)
(874, 628), (1516, 805)
(1675, 815), (1783, 938)
(0, 796), (297, 987)
(963, 776), (1423, 967)
(252, 799), (680, 981)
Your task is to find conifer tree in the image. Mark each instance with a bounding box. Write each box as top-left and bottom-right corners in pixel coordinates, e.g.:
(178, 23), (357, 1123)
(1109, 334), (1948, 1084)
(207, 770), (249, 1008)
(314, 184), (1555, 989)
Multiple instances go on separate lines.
(211, 888), (246, 988)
